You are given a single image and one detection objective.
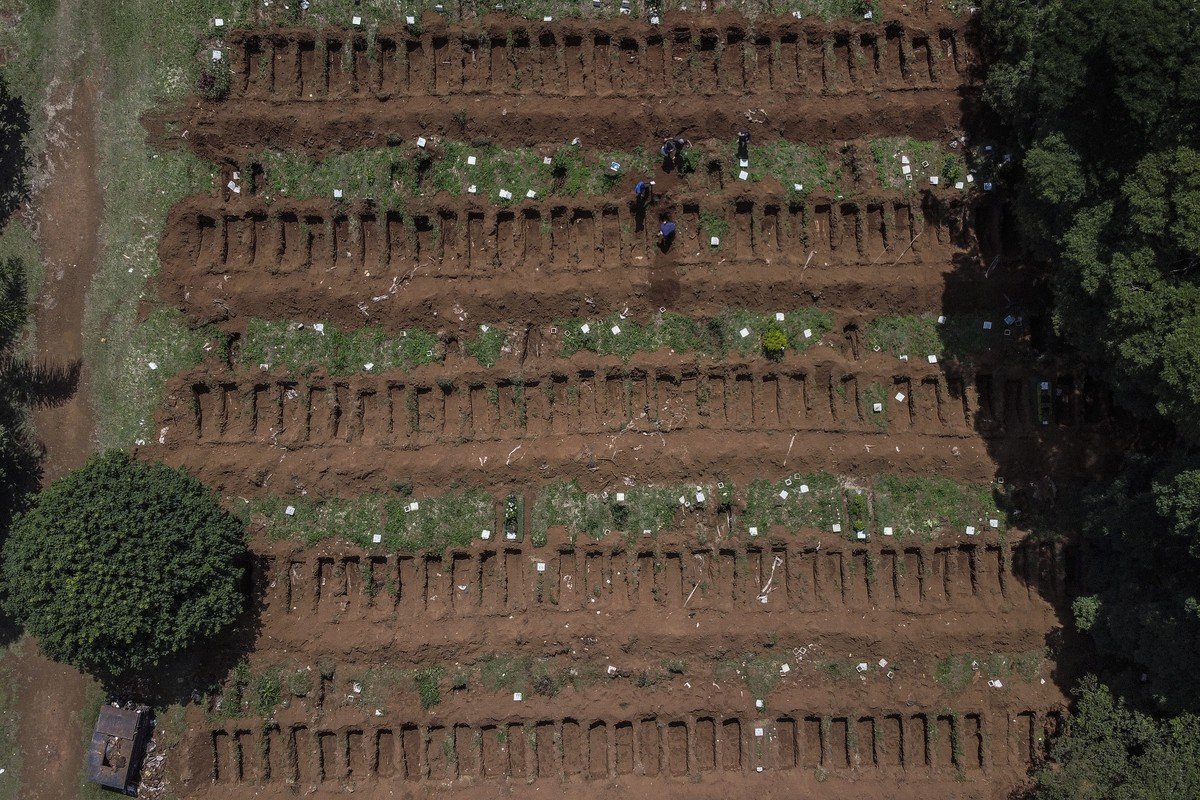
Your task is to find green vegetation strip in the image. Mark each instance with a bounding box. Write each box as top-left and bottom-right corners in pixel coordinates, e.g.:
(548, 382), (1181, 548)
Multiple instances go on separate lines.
(215, 0), (884, 32)
(254, 141), (657, 206)
(246, 473), (1005, 550)
(237, 309), (834, 375)
(562, 308), (834, 360)
(864, 313), (1030, 361)
(252, 139), (844, 205)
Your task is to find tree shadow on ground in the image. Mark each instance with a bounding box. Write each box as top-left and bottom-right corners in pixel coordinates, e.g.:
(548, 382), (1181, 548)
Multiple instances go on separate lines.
(0, 75), (30, 229)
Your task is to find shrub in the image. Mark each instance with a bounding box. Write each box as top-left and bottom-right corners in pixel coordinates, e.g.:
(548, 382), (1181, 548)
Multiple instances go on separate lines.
(1, 452), (246, 679)
(762, 324), (788, 359)
(1072, 595), (1102, 632)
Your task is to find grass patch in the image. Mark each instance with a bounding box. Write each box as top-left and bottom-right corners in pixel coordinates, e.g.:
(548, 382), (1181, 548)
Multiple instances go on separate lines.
(742, 473), (844, 535)
(477, 655), (559, 697)
(80, 0), (229, 450)
(560, 308), (833, 361)
(862, 381), (888, 431)
(251, 495), (385, 548)
(717, 654), (783, 698)
(530, 481), (713, 543)
(0, 649), (18, 800)
(241, 319), (441, 374)
(112, 309), (215, 447)
(0, 220), (44, 359)
(870, 137), (968, 191)
(865, 313), (1007, 361)
(732, 139), (839, 192)
(464, 326), (509, 368)
(413, 666), (443, 709)
(385, 489), (494, 550)
(249, 490), (492, 551)
(935, 650), (1046, 693)
(872, 474), (1002, 539)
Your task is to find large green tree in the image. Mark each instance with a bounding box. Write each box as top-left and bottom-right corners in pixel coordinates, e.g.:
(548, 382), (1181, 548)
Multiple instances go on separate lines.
(980, 0), (1200, 791)
(1038, 679), (1200, 800)
(2, 452), (246, 679)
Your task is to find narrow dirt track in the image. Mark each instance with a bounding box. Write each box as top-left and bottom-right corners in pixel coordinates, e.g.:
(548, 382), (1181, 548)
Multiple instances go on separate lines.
(5, 6), (103, 798)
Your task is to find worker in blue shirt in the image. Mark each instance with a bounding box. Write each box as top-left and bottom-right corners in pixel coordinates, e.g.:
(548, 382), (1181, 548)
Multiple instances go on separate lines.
(634, 179), (654, 207)
(658, 219), (677, 248)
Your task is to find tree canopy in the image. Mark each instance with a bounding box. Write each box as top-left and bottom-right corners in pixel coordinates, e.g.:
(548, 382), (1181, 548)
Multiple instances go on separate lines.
(2, 451), (246, 679)
(980, 0), (1200, 792)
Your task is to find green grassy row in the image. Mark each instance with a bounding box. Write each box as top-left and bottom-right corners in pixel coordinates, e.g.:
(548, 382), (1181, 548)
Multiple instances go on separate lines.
(865, 313), (1030, 361)
(214, 0), (885, 30)
(934, 649), (1047, 694)
(250, 139), (838, 205)
(244, 473), (1005, 551)
(240, 319), (443, 374)
(245, 489), (498, 551)
(233, 309), (834, 375)
(254, 141), (657, 206)
(561, 308), (835, 361)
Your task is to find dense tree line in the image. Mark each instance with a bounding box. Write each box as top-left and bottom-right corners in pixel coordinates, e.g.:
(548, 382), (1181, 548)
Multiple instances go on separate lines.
(980, 0), (1200, 792)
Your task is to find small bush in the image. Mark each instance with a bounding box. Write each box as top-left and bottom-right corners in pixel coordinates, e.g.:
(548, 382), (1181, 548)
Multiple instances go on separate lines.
(1072, 595), (1102, 632)
(763, 324), (788, 359)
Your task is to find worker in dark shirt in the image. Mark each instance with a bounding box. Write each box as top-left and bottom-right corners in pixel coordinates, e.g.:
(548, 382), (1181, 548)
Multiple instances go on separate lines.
(634, 179), (654, 207)
(660, 136), (690, 170)
(737, 130), (750, 160)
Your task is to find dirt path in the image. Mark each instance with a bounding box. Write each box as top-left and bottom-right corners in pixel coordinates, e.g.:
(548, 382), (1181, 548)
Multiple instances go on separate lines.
(3, 4), (104, 798)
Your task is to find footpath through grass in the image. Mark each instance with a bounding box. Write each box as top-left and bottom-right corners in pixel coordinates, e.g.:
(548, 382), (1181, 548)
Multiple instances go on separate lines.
(81, 0), (232, 449)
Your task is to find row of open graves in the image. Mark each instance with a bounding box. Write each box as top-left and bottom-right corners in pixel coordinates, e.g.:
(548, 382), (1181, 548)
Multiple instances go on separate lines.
(173, 195), (999, 274)
(257, 537), (1067, 619)
(175, 366), (1112, 448)
(220, 22), (971, 100)
(196, 707), (1061, 787)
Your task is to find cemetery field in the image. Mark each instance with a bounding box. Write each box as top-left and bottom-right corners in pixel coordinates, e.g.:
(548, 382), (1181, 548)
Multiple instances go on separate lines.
(133, 1), (1121, 797)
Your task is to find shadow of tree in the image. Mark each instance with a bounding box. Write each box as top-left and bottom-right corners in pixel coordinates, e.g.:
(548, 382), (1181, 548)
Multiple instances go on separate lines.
(0, 75), (30, 229)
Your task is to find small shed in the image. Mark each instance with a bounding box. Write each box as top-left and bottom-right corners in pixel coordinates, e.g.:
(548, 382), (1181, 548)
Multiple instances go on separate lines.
(87, 705), (148, 794)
